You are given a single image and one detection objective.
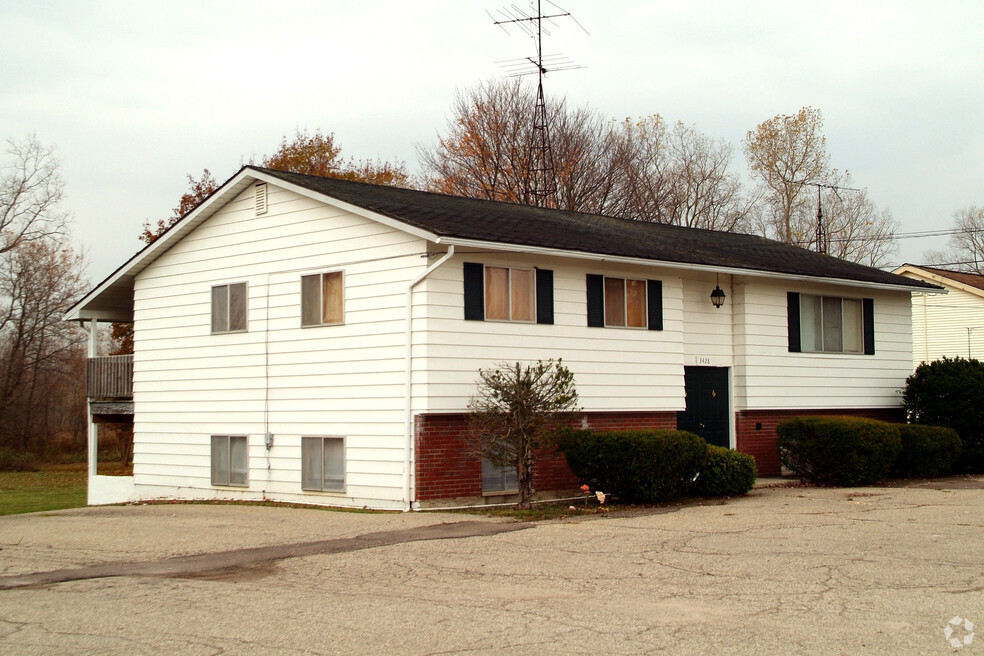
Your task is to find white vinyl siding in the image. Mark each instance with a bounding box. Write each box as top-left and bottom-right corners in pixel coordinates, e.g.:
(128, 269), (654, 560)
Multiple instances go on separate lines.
(908, 284), (984, 367)
(131, 184), (427, 509)
(414, 255), (685, 414)
(732, 279), (911, 410)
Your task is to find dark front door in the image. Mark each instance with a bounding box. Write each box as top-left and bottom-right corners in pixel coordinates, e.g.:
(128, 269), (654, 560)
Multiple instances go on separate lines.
(677, 366), (730, 448)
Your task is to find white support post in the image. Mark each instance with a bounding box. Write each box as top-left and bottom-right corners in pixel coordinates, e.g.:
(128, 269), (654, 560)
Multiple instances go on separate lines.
(87, 318), (98, 482)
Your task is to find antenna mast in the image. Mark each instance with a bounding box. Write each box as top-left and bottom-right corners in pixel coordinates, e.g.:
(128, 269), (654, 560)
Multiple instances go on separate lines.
(792, 180), (862, 254)
(489, 1), (586, 208)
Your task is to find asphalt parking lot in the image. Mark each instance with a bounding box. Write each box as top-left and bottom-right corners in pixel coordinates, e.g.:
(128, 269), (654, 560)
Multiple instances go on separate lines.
(1, 479), (983, 655)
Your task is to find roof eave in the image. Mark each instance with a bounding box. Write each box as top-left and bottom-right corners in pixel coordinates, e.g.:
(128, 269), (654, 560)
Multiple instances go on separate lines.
(439, 237), (941, 293)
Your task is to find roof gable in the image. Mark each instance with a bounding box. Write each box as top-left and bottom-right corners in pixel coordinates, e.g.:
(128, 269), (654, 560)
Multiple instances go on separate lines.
(894, 264), (984, 299)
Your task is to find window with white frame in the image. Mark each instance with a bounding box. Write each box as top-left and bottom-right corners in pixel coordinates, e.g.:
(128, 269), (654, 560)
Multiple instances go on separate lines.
(211, 435), (248, 487)
(482, 458), (518, 494)
(795, 294), (866, 354)
(211, 282), (248, 333)
(301, 271), (344, 326)
(301, 436), (345, 492)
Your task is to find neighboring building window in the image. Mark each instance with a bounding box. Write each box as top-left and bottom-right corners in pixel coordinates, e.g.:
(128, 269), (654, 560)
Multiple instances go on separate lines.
(211, 435), (248, 487)
(787, 292), (874, 354)
(211, 282), (248, 333)
(301, 271), (344, 326)
(482, 458), (518, 494)
(463, 262), (553, 324)
(586, 274), (663, 330)
(301, 436), (345, 492)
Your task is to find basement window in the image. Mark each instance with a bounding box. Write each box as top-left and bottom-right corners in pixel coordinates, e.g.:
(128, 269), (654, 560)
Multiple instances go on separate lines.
(482, 458), (518, 494)
(211, 435), (248, 487)
(302, 437), (345, 492)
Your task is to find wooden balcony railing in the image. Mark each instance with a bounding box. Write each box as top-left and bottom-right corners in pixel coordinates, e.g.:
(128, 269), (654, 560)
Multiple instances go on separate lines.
(87, 355), (133, 399)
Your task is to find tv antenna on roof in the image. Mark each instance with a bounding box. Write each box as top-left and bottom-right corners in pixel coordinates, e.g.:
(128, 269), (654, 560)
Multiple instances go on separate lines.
(487, 0), (587, 208)
(792, 180), (863, 255)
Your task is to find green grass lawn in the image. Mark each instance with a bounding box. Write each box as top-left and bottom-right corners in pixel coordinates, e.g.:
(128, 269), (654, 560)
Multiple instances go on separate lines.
(0, 463), (88, 516)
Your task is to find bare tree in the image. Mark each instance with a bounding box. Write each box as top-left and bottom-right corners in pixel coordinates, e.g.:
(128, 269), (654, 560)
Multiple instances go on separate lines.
(0, 135), (68, 254)
(744, 107), (829, 245)
(468, 359), (580, 509)
(925, 205), (984, 272)
(744, 107), (898, 266)
(0, 239), (88, 451)
(420, 80), (757, 232)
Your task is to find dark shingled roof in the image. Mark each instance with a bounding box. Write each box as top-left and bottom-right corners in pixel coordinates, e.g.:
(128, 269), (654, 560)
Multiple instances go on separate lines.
(254, 166), (936, 290)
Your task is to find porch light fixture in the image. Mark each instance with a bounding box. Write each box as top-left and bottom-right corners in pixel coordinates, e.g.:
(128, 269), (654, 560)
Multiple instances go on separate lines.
(710, 274), (726, 309)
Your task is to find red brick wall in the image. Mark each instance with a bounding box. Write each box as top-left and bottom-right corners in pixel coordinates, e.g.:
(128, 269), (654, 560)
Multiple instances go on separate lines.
(415, 411), (677, 502)
(736, 408), (907, 476)
(416, 408), (907, 499)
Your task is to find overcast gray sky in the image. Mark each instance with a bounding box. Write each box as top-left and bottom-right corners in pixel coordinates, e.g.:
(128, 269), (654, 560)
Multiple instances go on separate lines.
(2, 0), (981, 283)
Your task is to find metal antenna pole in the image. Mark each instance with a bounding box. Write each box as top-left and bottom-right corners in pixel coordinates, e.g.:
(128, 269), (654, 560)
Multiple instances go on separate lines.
(815, 184), (825, 254)
(791, 180), (862, 254)
(489, 1), (586, 208)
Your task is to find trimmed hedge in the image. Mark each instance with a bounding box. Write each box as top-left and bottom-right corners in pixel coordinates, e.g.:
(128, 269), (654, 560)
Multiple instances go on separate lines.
(559, 429), (707, 503)
(777, 416), (902, 486)
(693, 445), (757, 497)
(892, 424), (962, 479)
(903, 357), (984, 472)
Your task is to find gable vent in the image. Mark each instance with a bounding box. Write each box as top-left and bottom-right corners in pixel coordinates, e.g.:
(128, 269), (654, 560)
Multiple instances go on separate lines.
(254, 183), (268, 215)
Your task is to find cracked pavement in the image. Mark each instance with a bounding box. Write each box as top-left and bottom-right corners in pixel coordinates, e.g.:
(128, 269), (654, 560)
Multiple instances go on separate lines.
(1, 481), (983, 655)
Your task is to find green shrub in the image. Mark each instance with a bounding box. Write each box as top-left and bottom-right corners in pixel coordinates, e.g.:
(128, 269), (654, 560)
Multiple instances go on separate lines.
(903, 357), (984, 472)
(560, 429), (707, 503)
(892, 424), (962, 478)
(693, 445), (757, 497)
(776, 416), (902, 486)
(0, 448), (37, 472)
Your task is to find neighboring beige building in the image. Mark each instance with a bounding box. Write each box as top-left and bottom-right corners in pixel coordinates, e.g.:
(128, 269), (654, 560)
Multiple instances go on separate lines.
(894, 265), (984, 367)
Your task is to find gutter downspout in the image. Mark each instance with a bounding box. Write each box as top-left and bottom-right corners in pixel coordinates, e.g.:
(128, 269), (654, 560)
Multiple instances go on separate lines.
(403, 245), (454, 511)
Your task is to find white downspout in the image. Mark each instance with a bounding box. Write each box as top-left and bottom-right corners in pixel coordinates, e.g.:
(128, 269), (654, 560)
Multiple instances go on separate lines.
(403, 245), (454, 511)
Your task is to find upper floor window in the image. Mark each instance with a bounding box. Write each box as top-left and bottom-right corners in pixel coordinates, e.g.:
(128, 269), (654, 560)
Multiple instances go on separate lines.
(463, 262), (553, 325)
(302, 271), (343, 327)
(586, 274), (662, 330)
(787, 292), (874, 355)
(211, 282), (248, 333)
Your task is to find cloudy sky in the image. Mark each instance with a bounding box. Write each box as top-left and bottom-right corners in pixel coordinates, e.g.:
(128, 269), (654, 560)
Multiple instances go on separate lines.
(2, 0), (981, 283)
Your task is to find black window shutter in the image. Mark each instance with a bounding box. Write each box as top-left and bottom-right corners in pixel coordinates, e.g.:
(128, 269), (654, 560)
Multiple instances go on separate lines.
(535, 269), (554, 325)
(862, 298), (875, 355)
(787, 292), (801, 352)
(463, 262), (484, 321)
(586, 274), (604, 327)
(647, 280), (663, 331)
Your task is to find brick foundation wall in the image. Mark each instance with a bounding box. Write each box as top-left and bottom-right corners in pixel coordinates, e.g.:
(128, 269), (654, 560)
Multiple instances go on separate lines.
(414, 411), (677, 502)
(736, 407), (907, 476)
